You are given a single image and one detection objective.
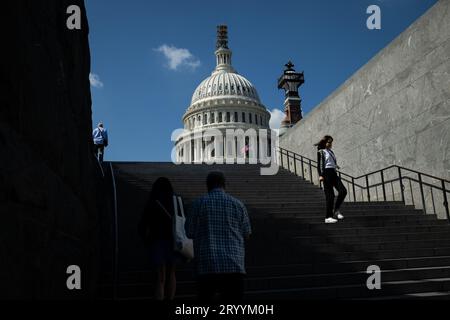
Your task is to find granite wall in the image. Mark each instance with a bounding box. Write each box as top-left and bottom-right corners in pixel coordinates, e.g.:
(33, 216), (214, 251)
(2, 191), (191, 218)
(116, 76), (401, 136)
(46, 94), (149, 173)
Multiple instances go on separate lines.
(0, 1), (103, 298)
(280, 0), (450, 218)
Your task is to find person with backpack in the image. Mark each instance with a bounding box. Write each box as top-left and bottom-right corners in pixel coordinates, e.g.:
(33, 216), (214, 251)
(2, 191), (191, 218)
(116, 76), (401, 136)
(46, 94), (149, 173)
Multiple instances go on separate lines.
(138, 177), (183, 300)
(315, 135), (347, 224)
(92, 122), (108, 162)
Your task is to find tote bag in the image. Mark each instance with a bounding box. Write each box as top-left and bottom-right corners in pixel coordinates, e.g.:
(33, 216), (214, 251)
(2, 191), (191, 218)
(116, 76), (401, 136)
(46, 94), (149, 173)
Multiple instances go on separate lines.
(172, 196), (194, 261)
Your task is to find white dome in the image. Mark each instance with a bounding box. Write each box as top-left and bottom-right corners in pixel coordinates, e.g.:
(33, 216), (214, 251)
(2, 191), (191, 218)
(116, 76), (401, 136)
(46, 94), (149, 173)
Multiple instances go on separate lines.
(175, 26), (273, 164)
(182, 25), (270, 128)
(191, 71), (261, 105)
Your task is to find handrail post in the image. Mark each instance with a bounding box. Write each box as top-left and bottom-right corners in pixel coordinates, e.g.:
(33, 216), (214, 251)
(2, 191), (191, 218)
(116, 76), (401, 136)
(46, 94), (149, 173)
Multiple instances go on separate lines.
(293, 155), (297, 176)
(441, 180), (450, 223)
(300, 156), (305, 179)
(380, 170), (386, 201)
(281, 149), (284, 168)
(366, 175), (371, 202)
(391, 182), (395, 201)
(398, 167), (405, 204)
(352, 177), (356, 202)
(430, 188), (436, 215)
(418, 173), (426, 214)
(410, 179), (415, 206)
(309, 159), (313, 184)
(277, 148), (280, 166)
(274, 147), (277, 165)
(287, 151), (291, 172)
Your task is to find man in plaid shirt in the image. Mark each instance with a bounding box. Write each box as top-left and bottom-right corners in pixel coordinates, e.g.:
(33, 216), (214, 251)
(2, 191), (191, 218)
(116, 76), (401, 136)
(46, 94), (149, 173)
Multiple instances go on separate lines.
(186, 171), (252, 301)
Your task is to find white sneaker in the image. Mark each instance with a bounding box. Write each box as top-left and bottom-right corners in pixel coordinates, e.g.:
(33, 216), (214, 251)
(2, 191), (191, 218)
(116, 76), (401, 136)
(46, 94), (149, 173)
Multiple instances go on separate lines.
(325, 217), (338, 224)
(334, 210), (344, 220)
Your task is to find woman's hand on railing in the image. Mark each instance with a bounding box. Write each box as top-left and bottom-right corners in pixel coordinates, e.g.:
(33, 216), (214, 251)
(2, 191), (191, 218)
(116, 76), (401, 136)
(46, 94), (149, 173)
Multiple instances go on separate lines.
(319, 176), (324, 182)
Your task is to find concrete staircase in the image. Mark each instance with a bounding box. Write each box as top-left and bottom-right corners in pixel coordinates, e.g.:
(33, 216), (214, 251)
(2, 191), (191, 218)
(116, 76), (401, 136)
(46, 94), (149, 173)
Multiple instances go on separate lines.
(99, 162), (450, 300)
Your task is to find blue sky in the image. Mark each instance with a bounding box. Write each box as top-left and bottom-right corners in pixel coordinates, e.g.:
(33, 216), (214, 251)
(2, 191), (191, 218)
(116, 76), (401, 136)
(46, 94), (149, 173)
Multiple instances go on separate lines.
(85, 0), (437, 161)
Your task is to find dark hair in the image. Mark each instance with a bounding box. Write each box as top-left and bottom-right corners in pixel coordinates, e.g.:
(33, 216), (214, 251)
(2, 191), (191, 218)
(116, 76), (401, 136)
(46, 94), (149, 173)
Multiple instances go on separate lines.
(314, 135), (333, 150)
(149, 177), (174, 209)
(206, 171), (226, 192)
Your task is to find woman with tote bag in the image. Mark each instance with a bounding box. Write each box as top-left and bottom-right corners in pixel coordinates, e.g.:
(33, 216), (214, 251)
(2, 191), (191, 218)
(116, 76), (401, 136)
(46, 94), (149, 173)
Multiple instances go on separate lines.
(139, 177), (183, 300)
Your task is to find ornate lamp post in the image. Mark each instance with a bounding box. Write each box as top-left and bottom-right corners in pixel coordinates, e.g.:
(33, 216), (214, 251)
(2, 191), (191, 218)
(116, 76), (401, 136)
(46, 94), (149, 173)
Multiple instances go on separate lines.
(277, 61), (304, 134)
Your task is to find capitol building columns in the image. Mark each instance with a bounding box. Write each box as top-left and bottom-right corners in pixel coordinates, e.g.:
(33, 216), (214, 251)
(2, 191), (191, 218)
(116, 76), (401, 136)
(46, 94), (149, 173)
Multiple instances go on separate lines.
(176, 126), (273, 164)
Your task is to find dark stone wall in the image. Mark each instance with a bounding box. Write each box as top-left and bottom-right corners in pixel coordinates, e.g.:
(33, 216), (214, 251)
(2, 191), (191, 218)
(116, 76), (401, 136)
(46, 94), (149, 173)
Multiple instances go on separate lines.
(0, 0), (102, 298)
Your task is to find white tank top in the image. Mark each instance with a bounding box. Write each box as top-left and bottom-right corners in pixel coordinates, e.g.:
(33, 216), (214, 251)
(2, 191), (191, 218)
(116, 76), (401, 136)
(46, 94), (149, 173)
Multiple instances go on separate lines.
(323, 149), (337, 169)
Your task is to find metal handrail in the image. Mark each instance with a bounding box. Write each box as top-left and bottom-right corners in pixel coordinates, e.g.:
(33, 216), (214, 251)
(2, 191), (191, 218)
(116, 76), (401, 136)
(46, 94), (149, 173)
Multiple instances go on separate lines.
(276, 146), (450, 222)
(109, 162), (119, 300)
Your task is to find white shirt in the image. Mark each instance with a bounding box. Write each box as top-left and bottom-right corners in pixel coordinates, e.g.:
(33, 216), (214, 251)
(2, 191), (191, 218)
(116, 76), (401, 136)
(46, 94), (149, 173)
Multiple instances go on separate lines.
(323, 149), (337, 169)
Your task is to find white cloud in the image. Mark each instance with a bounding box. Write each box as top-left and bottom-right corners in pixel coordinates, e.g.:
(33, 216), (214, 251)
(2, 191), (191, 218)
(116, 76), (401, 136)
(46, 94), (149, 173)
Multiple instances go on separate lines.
(155, 44), (200, 71)
(269, 108), (285, 130)
(89, 73), (104, 88)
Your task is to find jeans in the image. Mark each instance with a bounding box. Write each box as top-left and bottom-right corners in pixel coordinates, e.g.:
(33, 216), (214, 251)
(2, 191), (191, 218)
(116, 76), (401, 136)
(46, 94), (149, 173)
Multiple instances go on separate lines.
(323, 168), (347, 218)
(94, 144), (105, 162)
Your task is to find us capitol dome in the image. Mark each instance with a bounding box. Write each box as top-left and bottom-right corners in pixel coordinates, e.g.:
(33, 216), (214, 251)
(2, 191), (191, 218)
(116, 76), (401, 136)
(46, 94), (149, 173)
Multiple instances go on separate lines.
(175, 25), (272, 163)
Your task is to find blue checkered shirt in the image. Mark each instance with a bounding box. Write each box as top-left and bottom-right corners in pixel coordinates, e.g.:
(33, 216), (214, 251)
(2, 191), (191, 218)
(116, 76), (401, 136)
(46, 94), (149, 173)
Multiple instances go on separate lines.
(186, 188), (251, 275)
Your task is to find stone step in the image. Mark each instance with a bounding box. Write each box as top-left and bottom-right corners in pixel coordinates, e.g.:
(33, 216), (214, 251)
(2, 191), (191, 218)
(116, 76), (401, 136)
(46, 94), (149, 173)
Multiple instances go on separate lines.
(266, 213), (438, 220)
(111, 256), (450, 283)
(246, 246), (450, 264)
(239, 277), (450, 300)
(118, 175), (308, 181)
(248, 237), (450, 253)
(127, 188), (325, 195)
(246, 204), (416, 210)
(171, 266), (450, 295)
(248, 208), (422, 215)
(252, 221), (449, 232)
(251, 216), (438, 226)
(356, 291), (450, 300)
(251, 217), (449, 228)
(298, 224), (450, 236)
(253, 231), (450, 243)
(120, 177), (307, 182)
(259, 215), (439, 225)
(114, 275), (450, 300)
